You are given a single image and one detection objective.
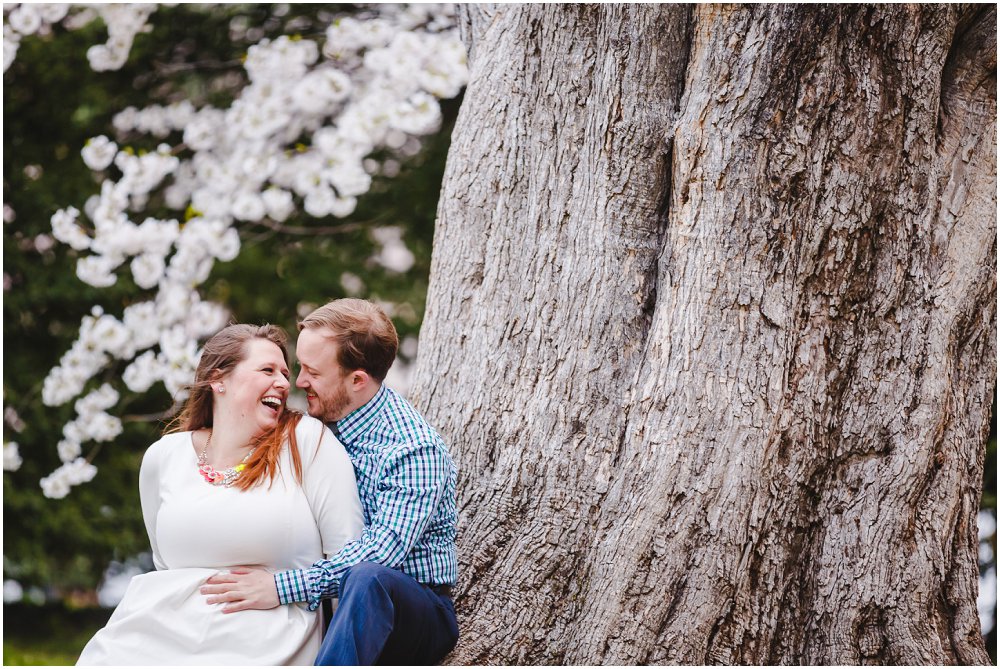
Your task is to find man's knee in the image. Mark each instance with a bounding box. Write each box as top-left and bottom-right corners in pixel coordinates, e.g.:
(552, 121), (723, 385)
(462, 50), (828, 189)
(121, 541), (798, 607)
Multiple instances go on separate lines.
(341, 561), (393, 594)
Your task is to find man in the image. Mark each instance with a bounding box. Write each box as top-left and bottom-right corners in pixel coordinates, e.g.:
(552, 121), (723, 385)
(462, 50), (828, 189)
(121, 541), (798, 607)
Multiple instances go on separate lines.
(201, 299), (459, 665)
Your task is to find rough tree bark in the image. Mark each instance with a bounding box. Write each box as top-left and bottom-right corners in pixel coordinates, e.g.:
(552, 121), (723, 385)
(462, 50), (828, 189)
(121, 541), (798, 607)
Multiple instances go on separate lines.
(411, 4), (996, 664)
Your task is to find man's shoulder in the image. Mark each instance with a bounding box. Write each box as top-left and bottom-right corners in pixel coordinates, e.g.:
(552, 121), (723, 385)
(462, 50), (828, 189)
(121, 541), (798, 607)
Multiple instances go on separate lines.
(377, 387), (445, 447)
(379, 386), (433, 426)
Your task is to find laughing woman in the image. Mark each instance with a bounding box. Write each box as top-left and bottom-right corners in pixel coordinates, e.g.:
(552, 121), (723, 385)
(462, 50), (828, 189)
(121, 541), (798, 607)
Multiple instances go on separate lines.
(78, 324), (364, 665)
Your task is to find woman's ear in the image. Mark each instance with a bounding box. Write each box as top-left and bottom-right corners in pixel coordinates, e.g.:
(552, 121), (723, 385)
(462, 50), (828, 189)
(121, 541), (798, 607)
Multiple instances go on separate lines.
(209, 370), (226, 394)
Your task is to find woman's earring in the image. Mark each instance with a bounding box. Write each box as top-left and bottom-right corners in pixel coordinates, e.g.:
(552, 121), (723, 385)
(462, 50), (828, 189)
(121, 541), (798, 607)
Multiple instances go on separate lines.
(217, 385), (225, 394)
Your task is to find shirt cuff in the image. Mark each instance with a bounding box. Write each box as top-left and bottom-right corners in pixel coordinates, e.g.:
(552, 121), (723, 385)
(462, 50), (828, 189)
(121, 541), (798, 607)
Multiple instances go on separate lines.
(274, 569), (309, 605)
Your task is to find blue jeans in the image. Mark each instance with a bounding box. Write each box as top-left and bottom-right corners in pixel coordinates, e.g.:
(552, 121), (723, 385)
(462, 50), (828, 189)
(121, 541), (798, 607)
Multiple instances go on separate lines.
(315, 562), (459, 666)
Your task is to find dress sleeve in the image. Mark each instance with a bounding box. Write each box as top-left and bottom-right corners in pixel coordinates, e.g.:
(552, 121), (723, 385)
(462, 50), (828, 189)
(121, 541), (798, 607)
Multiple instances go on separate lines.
(298, 418), (365, 558)
(138, 437), (167, 570)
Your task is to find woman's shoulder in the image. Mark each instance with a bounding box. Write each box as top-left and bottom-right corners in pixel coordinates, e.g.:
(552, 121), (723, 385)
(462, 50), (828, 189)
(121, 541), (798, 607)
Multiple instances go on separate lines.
(144, 430), (192, 459)
(290, 414), (350, 466)
(295, 414), (333, 448)
(293, 413), (324, 431)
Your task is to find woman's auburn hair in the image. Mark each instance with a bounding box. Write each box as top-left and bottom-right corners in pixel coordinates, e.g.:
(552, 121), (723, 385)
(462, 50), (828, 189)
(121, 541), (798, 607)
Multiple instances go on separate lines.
(164, 323), (305, 491)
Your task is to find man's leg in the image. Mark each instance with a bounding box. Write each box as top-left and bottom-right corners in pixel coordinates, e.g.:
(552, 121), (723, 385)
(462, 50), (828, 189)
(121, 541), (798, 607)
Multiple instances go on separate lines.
(315, 562), (458, 666)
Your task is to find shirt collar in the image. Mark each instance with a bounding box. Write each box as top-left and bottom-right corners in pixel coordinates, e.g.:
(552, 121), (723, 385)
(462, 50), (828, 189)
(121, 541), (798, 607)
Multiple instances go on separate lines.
(333, 384), (389, 445)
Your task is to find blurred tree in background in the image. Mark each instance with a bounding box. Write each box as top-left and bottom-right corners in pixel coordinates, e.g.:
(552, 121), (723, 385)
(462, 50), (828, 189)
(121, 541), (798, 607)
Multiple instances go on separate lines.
(4, 3), (458, 603)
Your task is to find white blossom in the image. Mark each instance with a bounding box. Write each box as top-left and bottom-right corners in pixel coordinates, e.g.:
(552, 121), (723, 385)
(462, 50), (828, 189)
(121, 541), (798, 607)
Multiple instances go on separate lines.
(245, 35), (318, 83)
(37, 4), (70, 24)
(32, 4), (469, 496)
(40, 458), (98, 499)
(8, 5), (42, 35)
(50, 207), (91, 251)
(377, 241), (415, 273)
(81, 135), (118, 171)
(57, 439), (82, 463)
(330, 195), (358, 219)
(86, 44), (124, 72)
(76, 255), (119, 287)
(86, 4), (157, 72)
(326, 163), (371, 198)
(3, 28), (19, 72)
(123, 350), (162, 393)
(216, 228), (241, 262)
(389, 92), (441, 135)
(3, 442), (23, 471)
(122, 301), (160, 351)
(41, 310), (116, 406)
(5, 4), (154, 72)
(325, 16), (394, 55)
(185, 300), (229, 339)
(34, 233), (55, 253)
(292, 68), (353, 115)
(3, 580), (23, 604)
(40, 473), (71, 499)
(371, 226), (415, 273)
(74, 384), (120, 415)
(262, 188), (294, 221)
(182, 108), (223, 151)
(83, 412), (124, 442)
(90, 314), (133, 358)
(303, 187), (337, 217)
(131, 252), (166, 288)
(980, 510), (997, 541)
(340, 271), (365, 296)
(231, 191), (266, 222)
(159, 324), (198, 364)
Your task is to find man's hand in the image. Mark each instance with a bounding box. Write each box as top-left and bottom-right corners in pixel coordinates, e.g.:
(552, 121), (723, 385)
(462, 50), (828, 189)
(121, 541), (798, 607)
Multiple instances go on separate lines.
(201, 567), (280, 613)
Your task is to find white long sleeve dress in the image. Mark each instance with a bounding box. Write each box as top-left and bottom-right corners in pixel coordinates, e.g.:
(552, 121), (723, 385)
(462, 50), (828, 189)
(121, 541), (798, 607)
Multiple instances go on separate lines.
(77, 415), (364, 666)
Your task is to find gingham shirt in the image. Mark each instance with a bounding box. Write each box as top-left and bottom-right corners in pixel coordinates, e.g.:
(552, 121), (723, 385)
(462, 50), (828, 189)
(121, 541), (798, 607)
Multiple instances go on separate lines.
(274, 384), (458, 610)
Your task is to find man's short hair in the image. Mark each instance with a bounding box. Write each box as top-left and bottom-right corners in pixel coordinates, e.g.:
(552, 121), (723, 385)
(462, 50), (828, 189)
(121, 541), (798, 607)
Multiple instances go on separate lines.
(298, 299), (399, 381)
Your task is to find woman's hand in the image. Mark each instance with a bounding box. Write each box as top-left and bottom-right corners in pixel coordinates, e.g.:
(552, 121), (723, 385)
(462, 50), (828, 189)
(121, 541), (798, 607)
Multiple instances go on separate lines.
(200, 567), (279, 613)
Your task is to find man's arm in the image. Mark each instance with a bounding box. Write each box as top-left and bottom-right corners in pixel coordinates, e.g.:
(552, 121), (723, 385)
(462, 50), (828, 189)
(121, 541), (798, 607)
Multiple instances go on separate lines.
(203, 439), (451, 612)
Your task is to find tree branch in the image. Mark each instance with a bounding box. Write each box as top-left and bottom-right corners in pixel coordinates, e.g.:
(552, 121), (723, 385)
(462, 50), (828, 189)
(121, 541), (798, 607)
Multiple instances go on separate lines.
(246, 218), (370, 236)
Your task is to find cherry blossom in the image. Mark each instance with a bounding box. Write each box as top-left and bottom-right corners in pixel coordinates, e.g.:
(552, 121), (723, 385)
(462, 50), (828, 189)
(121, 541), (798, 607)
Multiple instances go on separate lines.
(3, 442), (23, 471)
(7, 3), (467, 498)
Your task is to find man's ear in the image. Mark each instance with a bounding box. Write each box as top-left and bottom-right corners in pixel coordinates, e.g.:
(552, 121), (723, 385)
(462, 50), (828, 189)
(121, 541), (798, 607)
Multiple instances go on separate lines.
(350, 370), (371, 389)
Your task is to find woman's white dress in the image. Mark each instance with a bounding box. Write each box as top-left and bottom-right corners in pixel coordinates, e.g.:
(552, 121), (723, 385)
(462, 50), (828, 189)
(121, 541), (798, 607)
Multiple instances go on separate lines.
(77, 416), (364, 666)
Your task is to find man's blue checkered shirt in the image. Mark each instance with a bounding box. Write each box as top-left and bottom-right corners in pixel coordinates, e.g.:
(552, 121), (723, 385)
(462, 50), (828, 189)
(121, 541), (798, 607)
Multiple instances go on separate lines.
(274, 384), (458, 610)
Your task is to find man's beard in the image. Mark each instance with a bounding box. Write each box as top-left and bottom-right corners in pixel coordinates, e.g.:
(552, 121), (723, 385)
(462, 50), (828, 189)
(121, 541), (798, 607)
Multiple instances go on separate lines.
(313, 383), (352, 423)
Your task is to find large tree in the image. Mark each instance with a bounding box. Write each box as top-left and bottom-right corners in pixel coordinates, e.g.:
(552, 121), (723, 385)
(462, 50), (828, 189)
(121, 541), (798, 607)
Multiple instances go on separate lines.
(412, 4), (995, 664)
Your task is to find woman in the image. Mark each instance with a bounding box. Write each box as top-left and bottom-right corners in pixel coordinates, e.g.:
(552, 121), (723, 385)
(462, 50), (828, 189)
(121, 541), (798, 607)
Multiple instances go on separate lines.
(78, 324), (364, 665)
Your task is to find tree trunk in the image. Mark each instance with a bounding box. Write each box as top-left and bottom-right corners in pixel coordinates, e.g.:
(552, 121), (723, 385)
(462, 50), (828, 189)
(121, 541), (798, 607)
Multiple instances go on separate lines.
(412, 4), (996, 664)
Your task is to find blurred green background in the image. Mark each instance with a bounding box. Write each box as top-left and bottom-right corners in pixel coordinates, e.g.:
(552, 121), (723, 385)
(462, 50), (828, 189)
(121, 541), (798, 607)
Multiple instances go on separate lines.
(3, 4), (996, 664)
(3, 4), (460, 663)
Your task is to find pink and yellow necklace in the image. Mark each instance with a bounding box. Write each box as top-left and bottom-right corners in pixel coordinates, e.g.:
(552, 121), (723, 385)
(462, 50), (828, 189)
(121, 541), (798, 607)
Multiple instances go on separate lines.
(197, 430), (255, 487)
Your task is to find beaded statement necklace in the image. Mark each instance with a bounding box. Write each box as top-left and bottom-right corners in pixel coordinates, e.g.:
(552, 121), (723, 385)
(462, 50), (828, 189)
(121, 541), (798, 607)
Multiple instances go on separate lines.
(197, 430), (255, 487)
